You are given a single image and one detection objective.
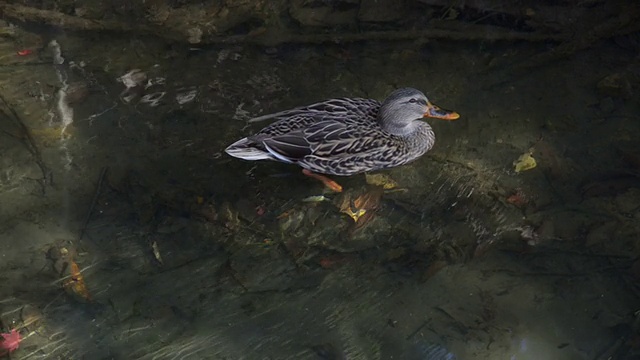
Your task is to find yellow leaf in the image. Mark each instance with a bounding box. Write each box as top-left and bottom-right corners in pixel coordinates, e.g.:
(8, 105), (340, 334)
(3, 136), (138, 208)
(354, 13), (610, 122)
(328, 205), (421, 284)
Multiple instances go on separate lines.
(514, 152), (537, 173)
(365, 173), (397, 189)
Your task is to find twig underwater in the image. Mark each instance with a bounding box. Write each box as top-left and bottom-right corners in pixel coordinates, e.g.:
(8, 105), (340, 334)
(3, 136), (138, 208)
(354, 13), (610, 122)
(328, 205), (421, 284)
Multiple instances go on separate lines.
(0, 92), (52, 190)
(78, 166), (108, 242)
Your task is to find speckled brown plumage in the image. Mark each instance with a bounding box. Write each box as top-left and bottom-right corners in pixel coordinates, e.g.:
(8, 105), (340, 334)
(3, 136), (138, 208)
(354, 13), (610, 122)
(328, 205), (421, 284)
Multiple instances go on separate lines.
(225, 88), (459, 176)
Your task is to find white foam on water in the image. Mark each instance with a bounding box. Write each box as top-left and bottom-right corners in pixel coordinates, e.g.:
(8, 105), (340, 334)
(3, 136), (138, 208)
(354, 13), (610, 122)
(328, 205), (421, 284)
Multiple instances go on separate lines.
(50, 40), (65, 65)
(57, 88), (74, 135)
(50, 41), (73, 132)
(49, 40), (75, 225)
(50, 41), (74, 172)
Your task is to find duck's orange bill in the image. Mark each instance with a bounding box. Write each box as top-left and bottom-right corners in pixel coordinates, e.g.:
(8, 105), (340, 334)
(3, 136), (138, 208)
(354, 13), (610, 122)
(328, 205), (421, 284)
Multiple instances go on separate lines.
(424, 103), (460, 121)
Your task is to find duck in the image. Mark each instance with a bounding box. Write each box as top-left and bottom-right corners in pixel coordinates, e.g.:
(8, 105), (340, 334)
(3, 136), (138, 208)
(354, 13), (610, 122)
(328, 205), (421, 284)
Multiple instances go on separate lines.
(225, 88), (459, 192)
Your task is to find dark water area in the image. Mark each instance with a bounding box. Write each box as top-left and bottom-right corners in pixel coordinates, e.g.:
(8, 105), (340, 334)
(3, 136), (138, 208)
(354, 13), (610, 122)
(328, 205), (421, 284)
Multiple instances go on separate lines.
(1, 1), (640, 359)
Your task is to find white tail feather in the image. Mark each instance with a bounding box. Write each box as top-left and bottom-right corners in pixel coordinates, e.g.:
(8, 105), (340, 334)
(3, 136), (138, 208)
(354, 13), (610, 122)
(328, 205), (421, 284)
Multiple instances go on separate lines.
(263, 142), (294, 163)
(224, 138), (272, 161)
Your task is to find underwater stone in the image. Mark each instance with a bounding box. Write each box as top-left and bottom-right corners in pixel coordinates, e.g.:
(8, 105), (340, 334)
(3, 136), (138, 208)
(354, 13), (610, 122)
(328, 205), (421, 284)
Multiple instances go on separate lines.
(289, 0), (359, 27)
(358, 0), (404, 23)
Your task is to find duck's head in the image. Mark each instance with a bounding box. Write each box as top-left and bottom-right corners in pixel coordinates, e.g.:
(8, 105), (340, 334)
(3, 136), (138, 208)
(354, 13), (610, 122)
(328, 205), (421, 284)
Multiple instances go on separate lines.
(379, 88), (459, 135)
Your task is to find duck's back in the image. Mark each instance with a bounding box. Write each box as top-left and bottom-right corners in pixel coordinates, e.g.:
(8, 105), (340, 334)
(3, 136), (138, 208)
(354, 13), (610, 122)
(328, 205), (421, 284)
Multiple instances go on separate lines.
(255, 98), (381, 137)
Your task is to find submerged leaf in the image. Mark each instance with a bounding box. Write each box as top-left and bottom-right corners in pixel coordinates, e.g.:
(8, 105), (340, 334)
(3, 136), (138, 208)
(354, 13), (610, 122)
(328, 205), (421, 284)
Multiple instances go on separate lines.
(337, 187), (383, 227)
(513, 151), (537, 173)
(365, 173), (398, 189)
(302, 195), (329, 203)
(63, 260), (91, 302)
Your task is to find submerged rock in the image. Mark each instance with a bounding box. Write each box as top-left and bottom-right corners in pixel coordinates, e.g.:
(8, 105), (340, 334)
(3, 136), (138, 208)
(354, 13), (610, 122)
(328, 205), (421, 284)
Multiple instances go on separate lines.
(358, 0), (404, 22)
(290, 0), (359, 27)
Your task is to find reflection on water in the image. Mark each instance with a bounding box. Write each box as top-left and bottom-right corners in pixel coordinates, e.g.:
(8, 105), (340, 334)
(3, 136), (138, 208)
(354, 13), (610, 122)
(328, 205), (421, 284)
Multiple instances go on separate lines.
(0, 8), (640, 360)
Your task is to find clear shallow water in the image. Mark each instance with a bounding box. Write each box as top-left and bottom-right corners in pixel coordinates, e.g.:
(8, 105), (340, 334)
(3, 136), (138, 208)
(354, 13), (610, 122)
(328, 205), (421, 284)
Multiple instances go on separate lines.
(0, 18), (639, 360)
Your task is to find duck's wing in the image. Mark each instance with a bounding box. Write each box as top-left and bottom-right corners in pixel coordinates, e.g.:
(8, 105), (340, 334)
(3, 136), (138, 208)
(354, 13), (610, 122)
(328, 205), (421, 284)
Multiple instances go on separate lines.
(254, 98), (380, 137)
(260, 118), (391, 164)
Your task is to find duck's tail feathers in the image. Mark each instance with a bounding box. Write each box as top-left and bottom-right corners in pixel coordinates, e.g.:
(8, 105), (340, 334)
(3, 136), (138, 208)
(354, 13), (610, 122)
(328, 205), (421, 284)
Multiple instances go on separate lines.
(224, 138), (272, 161)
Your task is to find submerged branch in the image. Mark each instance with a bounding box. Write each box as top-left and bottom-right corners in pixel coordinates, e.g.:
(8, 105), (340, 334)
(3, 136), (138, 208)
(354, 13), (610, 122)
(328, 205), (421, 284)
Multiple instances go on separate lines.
(0, 92), (51, 187)
(496, 3), (640, 76)
(0, 3), (566, 46)
(213, 25), (567, 46)
(78, 167), (108, 242)
(0, 3), (152, 34)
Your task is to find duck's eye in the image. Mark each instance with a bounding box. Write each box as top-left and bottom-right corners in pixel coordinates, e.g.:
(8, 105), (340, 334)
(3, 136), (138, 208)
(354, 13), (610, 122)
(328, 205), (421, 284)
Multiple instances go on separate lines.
(408, 98), (418, 104)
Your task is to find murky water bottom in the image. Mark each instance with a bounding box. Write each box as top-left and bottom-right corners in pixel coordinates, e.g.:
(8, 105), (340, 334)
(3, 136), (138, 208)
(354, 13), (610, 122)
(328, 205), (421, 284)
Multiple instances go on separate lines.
(1, 24), (639, 359)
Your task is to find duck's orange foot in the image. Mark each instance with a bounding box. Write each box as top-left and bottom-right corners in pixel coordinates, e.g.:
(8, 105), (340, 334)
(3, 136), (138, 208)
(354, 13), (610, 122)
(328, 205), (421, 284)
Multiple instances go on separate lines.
(302, 169), (343, 192)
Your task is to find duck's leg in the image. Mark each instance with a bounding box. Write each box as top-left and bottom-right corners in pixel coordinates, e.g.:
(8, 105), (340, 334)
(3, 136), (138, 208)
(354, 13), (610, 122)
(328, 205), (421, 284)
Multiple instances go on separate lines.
(302, 169), (343, 193)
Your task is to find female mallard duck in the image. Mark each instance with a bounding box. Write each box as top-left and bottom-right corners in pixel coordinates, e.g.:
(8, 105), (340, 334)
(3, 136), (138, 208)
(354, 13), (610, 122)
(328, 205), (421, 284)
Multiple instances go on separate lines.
(225, 88), (459, 191)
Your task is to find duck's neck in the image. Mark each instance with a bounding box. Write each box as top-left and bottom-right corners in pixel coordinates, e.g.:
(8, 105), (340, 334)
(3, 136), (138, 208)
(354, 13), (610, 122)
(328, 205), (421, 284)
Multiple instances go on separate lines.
(405, 122), (436, 155)
(379, 114), (413, 136)
(379, 121), (405, 135)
